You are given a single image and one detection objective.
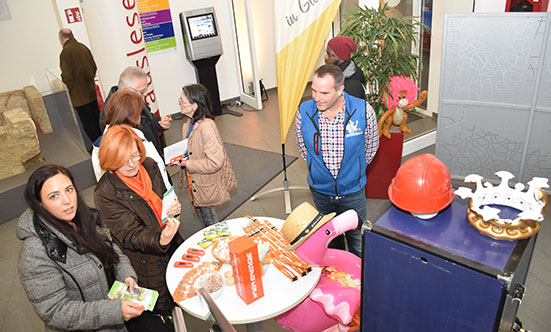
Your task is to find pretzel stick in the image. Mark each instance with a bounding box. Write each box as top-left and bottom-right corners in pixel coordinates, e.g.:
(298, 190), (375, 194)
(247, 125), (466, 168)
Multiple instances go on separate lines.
(244, 218), (309, 280)
(248, 218), (310, 270)
(245, 226), (307, 274)
(272, 259), (298, 281)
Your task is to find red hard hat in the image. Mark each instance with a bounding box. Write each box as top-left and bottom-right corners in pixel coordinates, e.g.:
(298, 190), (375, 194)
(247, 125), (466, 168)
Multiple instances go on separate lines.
(388, 154), (454, 214)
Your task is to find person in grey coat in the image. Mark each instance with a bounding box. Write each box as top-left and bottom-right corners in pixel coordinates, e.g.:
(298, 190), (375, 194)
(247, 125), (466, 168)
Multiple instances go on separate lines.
(17, 164), (145, 332)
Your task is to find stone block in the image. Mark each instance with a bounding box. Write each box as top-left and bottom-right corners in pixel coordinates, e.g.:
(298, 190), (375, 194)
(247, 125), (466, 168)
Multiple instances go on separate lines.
(0, 93), (30, 117)
(0, 108), (43, 181)
(0, 89), (25, 99)
(24, 85), (53, 133)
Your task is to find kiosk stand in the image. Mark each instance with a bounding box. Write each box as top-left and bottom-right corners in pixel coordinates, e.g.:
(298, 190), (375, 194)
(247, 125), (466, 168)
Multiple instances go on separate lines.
(180, 8), (241, 117)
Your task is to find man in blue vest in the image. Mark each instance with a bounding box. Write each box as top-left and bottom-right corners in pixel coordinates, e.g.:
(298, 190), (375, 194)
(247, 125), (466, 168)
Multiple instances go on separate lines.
(295, 64), (379, 257)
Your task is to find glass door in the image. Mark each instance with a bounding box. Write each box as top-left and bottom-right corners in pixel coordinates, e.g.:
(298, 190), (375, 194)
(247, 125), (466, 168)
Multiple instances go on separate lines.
(231, 0), (263, 110)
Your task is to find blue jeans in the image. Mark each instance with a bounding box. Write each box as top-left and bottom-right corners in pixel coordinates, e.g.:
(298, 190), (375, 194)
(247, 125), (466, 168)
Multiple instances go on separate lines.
(310, 188), (366, 257)
(195, 206), (219, 227)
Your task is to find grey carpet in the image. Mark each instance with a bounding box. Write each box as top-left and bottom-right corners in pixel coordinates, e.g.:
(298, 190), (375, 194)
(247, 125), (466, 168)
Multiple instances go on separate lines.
(174, 143), (297, 239)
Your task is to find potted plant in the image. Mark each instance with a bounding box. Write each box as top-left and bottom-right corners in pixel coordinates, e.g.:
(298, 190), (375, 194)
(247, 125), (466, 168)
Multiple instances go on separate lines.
(340, 3), (427, 117)
(340, 4), (428, 198)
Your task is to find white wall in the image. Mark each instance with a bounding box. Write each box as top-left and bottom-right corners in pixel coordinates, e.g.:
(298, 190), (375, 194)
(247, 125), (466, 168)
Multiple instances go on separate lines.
(5, 0), (547, 115)
(426, 1), (475, 116)
(0, 0), (62, 93)
(474, 0), (506, 12)
(136, 0), (242, 115)
(0, 0), (242, 117)
(250, 0), (277, 90)
(80, 0), (242, 116)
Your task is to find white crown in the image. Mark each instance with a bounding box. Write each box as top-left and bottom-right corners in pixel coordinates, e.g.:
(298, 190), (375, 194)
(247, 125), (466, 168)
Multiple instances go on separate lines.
(455, 171), (548, 240)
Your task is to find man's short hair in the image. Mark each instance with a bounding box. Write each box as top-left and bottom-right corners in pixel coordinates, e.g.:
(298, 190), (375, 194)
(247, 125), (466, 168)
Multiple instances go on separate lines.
(58, 29), (74, 40)
(118, 67), (148, 89)
(314, 64), (345, 90)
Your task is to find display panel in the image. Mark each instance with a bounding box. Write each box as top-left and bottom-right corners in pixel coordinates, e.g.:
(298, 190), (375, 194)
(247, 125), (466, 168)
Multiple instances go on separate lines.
(435, 13), (551, 184)
(186, 13), (218, 41)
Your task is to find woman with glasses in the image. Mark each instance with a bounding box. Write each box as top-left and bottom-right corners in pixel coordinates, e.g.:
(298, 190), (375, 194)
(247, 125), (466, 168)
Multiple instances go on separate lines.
(17, 164), (145, 332)
(173, 84), (235, 227)
(91, 89), (171, 189)
(94, 125), (182, 332)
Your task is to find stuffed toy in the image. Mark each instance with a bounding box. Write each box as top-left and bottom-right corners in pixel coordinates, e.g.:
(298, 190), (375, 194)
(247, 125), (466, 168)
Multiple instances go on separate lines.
(378, 75), (427, 139)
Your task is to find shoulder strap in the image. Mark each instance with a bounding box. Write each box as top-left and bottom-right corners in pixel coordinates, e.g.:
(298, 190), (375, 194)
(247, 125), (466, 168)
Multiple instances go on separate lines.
(186, 120), (195, 138)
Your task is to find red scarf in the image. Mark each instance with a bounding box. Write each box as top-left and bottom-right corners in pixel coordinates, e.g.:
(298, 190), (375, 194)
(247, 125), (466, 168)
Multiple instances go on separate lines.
(116, 165), (163, 226)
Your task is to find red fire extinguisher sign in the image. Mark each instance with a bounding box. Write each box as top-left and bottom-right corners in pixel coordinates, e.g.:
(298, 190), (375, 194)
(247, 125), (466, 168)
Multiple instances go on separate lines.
(65, 8), (82, 24)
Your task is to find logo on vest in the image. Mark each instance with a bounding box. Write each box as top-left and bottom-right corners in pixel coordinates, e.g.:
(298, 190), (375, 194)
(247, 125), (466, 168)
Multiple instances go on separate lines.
(345, 120), (362, 138)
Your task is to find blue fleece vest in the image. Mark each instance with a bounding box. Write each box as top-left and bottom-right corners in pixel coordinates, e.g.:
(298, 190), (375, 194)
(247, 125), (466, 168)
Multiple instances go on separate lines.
(299, 92), (367, 196)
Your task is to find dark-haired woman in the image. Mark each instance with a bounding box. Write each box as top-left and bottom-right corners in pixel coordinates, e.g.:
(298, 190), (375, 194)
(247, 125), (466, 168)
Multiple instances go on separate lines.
(174, 84), (235, 226)
(17, 164), (144, 332)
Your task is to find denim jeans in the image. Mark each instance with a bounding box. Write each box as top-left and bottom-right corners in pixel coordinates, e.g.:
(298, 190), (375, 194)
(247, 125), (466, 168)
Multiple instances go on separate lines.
(310, 188), (366, 257)
(195, 206), (219, 227)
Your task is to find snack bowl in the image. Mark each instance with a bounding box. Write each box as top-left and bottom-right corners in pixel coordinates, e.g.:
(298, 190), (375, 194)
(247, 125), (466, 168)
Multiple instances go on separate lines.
(193, 272), (225, 299)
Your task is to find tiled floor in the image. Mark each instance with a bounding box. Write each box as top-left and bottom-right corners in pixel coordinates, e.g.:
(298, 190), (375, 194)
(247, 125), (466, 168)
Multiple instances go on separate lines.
(2, 89), (550, 331)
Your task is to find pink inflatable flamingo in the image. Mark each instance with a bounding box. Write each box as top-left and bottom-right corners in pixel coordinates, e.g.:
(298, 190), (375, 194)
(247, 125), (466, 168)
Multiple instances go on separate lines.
(275, 209), (362, 332)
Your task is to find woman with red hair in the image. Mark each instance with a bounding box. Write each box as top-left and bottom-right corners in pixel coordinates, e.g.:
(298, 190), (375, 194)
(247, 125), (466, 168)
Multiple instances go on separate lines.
(91, 89), (171, 190)
(94, 124), (182, 331)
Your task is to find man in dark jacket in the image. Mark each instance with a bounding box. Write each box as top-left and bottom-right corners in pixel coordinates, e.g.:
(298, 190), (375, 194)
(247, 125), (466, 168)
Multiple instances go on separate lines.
(59, 28), (102, 142)
(98, 67), (171, 157)
(324, 36), (366, 100)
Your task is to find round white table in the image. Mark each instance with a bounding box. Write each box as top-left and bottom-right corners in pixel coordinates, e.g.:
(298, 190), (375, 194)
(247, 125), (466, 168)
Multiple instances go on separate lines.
(166, 217), (321, 329)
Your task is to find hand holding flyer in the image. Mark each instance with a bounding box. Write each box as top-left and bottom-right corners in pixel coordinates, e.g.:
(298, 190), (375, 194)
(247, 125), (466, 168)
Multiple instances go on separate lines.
(161, 186), (178, 225)
(164, 139), (188, 165)
(108, 281), (159, 311)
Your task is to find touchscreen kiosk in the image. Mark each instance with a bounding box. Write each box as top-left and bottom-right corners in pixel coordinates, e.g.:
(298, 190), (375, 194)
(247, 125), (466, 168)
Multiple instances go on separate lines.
(180, 7), (222, 61)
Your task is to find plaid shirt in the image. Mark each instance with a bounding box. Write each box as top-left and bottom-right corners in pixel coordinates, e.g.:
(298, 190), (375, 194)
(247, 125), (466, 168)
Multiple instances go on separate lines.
(296, 99), (379, 179)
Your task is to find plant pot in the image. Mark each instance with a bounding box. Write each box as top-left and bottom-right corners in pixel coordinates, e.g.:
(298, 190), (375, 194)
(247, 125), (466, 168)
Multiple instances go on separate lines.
(365, 132), (404, 199)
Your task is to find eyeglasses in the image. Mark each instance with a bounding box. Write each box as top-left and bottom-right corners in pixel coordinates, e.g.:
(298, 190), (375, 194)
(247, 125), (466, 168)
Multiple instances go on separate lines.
(178, 96), (192, 106)
(126, 152), (141, 165)
(129, 86), (148, 95)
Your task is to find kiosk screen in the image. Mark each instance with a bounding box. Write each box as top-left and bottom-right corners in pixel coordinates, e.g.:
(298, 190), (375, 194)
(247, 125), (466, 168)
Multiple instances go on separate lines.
(187, 13), (218, 41)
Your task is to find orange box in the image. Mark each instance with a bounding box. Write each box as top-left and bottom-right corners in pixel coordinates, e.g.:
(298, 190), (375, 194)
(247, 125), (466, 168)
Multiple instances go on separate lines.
(228, 235), (264, 304)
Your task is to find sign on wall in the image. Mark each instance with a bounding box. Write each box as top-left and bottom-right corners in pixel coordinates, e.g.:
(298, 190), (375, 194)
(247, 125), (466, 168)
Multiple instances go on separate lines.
(137, 0), (176, 53)
(79, 0), (161, 115)
(64, 7), (82, 24)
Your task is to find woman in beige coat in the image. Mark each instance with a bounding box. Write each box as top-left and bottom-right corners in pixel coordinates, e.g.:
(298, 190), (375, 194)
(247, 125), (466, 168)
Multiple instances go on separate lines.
(174, 84), (233, 226)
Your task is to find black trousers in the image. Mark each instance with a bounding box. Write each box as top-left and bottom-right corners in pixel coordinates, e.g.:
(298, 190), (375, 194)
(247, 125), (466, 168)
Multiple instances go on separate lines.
(75, 100), (101, 142)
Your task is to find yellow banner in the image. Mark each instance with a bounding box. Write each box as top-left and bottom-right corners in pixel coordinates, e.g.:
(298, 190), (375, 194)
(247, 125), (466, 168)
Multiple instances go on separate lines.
(275, 0), (341, 144)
